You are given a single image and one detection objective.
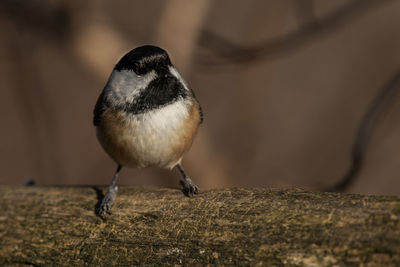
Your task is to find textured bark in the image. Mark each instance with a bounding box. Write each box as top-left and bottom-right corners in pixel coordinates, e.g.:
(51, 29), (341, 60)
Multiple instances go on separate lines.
(0, 186), (399, 266)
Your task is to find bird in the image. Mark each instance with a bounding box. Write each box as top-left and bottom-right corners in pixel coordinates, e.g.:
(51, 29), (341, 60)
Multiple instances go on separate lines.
(93, 45), (203, 216)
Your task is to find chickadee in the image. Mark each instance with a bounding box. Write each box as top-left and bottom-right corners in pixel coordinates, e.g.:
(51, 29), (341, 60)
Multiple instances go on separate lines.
(93, 45), (203, 216)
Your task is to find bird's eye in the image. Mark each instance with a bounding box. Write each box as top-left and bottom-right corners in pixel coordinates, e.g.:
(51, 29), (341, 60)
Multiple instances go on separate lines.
(134, 64), (141, 75)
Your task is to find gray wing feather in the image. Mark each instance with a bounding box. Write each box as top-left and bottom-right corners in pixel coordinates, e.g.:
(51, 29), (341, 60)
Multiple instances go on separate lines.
(93, 90), (107, 126)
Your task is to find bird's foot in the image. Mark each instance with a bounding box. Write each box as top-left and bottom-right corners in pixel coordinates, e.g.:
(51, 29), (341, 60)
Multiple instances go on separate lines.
(180, 177), (199, 197)
(98, 184), (118, 217)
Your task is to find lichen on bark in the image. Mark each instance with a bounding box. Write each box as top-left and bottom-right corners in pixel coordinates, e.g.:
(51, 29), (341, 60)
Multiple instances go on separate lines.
(0, 186), (399, 266)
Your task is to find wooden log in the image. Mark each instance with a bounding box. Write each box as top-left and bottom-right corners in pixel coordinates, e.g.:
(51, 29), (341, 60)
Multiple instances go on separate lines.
(0, 186), (399, 265)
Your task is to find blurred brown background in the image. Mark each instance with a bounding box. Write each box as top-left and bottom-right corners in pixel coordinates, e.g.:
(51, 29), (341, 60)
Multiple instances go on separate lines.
(1, 0), (400, 195)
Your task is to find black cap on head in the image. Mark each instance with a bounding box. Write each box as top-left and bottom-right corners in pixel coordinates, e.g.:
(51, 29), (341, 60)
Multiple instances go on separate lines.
(114, 45), (171, 75)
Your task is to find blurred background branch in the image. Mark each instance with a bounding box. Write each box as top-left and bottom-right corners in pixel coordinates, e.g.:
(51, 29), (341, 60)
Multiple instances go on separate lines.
(197, 0), (394, 65)
(329, 69), (400, 192)
(0, 0), (71, 39)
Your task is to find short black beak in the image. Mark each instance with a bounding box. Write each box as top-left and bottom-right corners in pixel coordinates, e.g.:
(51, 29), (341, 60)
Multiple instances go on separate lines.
(158, 68), (170, 78)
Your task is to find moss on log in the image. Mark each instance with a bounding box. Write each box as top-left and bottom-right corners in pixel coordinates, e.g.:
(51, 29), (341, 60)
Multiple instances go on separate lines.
(0, 186), (399, 266)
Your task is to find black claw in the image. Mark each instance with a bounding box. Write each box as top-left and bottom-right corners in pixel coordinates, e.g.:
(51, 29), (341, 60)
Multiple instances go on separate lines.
(98, 185), (118, 217)
(180, 178), (199, 197)
(176, 164), (198, 197)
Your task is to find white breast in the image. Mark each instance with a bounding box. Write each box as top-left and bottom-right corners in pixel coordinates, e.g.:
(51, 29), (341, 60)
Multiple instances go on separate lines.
(97, 99), (195, 169)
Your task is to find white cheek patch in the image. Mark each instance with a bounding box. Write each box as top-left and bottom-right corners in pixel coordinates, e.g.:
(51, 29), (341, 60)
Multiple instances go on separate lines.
(169, 66), (190, 92)
(105, 69), (157, 106)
